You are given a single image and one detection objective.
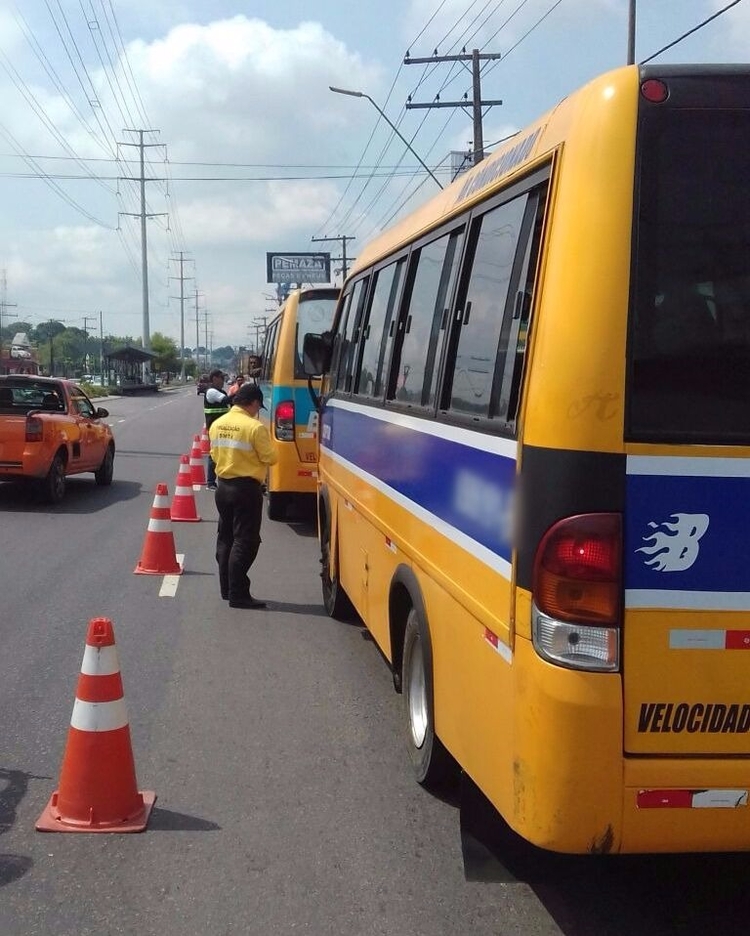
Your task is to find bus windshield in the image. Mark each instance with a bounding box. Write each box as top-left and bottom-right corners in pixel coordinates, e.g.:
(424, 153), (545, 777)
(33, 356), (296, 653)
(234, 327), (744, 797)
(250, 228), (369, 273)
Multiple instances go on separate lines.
(628, 107), (750, 443)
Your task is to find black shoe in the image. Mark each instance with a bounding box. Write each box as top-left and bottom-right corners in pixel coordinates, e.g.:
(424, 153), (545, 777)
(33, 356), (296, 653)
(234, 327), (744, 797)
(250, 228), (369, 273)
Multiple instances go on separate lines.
(228, 597), (267, 609)
(206, 483), (217, 491)
(221, 593), (229, 600)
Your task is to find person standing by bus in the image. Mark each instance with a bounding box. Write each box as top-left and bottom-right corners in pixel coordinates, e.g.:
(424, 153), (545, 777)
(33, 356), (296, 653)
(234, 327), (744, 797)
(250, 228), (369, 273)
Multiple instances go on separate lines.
(203, 369), (231, 490)
(208, 383), (278, 609)
(227, 373), (245, 397)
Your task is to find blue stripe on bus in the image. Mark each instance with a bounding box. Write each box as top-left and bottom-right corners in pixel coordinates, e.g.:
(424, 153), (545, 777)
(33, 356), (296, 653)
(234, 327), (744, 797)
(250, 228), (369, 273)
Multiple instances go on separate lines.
(625, 472), (749, 594)
(322, 401), (516, 563)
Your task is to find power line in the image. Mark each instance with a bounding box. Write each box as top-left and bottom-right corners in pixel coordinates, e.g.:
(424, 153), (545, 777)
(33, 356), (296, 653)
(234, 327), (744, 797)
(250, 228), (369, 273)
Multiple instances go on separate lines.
(641, 0), (745, 64)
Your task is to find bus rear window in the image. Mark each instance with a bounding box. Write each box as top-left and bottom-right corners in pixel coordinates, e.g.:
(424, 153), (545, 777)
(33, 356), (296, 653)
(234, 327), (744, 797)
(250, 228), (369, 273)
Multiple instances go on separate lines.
(628, 109), (750, 443)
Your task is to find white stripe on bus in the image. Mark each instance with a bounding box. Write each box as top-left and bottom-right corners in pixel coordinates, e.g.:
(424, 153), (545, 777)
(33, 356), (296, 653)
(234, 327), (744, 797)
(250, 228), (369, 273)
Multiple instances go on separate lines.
(325, 447), (512, 580)
(329, 398), (518, 459)
(627, 455), (750, 478)
(626, 589), (750, 611)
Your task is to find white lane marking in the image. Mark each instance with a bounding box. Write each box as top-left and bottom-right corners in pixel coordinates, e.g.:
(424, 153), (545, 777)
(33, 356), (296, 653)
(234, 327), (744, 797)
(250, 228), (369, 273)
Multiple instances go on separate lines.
(159, 554), (185, 597)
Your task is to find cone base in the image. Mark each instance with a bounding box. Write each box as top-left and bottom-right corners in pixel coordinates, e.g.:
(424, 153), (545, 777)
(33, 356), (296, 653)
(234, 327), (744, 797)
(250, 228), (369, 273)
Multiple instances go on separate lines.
(36, 790), (156, 833)
(134, 563), (183, 575)
(170, 514), (201, 523)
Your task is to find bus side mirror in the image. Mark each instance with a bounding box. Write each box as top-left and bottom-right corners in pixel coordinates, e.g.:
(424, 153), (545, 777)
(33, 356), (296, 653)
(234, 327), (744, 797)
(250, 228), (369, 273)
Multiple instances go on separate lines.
(302, 332), (333, 376)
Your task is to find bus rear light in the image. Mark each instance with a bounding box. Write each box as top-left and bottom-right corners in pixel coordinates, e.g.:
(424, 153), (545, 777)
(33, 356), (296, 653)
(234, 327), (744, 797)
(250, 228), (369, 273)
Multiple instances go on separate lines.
(532, 514), (622, 672)
(274, 399), (295, 441)
(640, 79), (669, 103)
(25, 416), (43, 442)
(533, 513), (621, 624)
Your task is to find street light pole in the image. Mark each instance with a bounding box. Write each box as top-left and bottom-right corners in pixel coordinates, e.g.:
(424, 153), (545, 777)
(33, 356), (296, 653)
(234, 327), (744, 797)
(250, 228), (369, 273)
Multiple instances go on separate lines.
(329, 86), (443, 190)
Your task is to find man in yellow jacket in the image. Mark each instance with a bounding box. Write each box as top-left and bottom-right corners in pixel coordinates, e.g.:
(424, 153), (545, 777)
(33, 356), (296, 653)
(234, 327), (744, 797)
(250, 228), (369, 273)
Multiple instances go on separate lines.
(208, 383), (278, 609)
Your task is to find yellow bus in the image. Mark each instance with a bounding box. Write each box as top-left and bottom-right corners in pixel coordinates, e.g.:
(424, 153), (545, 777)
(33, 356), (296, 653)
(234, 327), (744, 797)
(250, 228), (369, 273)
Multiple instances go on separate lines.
(259, 286), (339, 519)
(303, 64), (750, 854)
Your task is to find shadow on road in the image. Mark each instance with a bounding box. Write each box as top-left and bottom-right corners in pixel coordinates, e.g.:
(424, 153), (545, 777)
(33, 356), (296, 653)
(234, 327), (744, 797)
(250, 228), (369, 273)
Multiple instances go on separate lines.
(147, 806), (221, 832)
(459, 776), (750, 935)
(0, 768), (43, 888)
(0, 479), (141, 514)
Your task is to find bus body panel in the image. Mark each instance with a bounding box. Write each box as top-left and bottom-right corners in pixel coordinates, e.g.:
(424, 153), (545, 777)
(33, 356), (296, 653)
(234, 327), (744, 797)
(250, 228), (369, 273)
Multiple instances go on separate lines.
(259, 287), (338, 502)
(316, 64), (750, 853)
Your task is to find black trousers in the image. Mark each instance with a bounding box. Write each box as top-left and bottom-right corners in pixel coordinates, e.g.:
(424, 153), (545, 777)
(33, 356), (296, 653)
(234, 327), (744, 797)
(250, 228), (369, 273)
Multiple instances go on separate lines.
(215, 477), (263, 601)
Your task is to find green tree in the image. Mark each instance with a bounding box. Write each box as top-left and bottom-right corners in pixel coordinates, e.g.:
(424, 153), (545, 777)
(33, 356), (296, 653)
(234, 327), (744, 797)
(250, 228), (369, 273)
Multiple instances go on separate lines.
(149, 332), (180, 375)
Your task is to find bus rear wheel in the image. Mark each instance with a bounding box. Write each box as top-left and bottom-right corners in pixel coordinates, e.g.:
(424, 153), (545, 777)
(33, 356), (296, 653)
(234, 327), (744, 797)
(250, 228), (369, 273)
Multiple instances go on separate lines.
(266, 491), (288, 520)
(320, 517), (355, 620)
(402, 607), (456, 789)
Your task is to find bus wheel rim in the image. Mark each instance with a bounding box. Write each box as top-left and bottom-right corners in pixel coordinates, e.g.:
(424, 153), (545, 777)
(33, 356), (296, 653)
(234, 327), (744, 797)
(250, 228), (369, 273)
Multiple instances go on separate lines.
(408, 638), (428, 749)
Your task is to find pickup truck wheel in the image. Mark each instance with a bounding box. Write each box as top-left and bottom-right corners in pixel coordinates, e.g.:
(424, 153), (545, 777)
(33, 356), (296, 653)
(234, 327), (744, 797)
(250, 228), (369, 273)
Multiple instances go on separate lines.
(42, 453), (66, 504)
(95, 444), (114, 486)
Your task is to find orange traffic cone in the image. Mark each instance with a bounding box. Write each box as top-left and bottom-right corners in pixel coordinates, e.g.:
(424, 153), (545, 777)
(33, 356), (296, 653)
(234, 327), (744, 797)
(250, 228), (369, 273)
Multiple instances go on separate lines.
(200, 426), (211, 455)
(36, 617), (156, 833)
(171, 455), (200, 522)
(190, 435), (206, 486)
(134, 483), (183, 574)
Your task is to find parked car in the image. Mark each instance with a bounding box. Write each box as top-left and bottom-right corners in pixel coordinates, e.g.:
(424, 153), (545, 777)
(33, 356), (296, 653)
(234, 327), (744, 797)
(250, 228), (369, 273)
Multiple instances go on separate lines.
(197, 374), (209, 394)
(0, 376), (114, 503)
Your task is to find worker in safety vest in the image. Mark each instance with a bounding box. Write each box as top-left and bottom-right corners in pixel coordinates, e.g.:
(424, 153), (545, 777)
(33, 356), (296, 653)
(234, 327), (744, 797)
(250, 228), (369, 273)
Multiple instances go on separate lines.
(209, 383), (278, 609)
(203, 369), (231, 490)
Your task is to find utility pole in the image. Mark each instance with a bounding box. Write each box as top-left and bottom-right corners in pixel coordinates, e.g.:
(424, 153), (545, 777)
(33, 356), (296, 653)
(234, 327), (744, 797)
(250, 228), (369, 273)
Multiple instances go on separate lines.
(311, 235), (355, 282)
(118, 129), (167, 377)
(0, 269), (18, 360)
(169, 252), (194, 381)
(404, 48), (503, 165)
(253, 316), (268, 356)
(82, 315), (97, 375)
(201, 309), (211, 371)
(194, 289), (205, 372)
(99, 310), (105, 385)
(627, 0), (636, 64)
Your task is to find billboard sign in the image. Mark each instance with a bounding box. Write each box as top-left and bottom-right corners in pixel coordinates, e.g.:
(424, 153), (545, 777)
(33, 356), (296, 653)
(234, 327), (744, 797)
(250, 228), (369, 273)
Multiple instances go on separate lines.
(266, 252), (331, 284)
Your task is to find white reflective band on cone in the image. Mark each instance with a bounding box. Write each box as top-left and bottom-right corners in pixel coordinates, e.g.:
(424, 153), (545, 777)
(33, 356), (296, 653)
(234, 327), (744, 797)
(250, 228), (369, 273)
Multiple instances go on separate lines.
(70, 697), (129, 732)
(80, 644), (120, 676)
(147, 519), (172, 533)
(153, 495), (170, 508)
(174, 486), (193, 496)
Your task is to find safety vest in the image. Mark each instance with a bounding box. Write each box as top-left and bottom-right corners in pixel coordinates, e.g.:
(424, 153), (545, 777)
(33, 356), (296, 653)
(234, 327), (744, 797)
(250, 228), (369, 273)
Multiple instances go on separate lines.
(204, 389), (230, 428)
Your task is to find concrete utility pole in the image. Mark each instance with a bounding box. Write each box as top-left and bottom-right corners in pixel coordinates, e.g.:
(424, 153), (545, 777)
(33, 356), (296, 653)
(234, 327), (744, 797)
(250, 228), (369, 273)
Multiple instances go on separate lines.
(194, 289), (205, 371)
(201, 309), (211, 371)
(82, 315), (97, 374)
(404, 48), (503, 165)
(169, 252), (194, 381)
(99, 310), (105, 385)
(311, 235), (355, 282)
(0, 269), (18, 359)
(118, 129), (167, 376)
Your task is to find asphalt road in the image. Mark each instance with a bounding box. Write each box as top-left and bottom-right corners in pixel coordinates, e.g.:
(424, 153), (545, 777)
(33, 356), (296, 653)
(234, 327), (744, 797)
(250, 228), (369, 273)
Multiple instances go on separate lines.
(1, 387), (750, 936)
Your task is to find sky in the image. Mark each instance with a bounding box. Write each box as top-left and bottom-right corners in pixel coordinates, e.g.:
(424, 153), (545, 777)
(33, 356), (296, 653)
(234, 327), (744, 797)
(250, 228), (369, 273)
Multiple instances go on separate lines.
(0, 0), (747, 353)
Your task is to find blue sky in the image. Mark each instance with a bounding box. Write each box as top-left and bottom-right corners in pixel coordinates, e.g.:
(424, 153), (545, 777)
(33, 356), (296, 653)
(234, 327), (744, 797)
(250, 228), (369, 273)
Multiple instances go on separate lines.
(0, 1), (746, 351)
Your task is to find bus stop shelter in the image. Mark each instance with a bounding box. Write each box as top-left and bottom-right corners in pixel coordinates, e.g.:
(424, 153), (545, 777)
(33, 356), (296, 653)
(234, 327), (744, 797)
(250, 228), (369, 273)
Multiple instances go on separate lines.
(105, 346), (158, 394)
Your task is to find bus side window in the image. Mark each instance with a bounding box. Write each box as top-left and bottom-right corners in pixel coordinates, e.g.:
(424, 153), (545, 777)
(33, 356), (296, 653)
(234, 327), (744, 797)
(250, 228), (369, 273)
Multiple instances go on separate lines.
(353, 259), (405, 400)
(495, 183), (548, 426)
(336, 277), (369, 393)
(441, 192), (529, 420)
(387, 227), (463, 409)
(261, 319), (280, 382)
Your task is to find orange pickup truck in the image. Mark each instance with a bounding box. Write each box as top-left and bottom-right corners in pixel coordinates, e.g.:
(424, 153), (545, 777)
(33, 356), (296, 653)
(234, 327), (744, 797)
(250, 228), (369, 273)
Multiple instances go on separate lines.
(0, 375), (115, 503)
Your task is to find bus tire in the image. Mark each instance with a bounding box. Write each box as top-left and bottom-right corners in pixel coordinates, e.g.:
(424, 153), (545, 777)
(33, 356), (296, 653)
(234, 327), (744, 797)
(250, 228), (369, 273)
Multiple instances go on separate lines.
(402, 606), (456, 789)
(266, 491), (288, 521)
(320, 513), (355, 621)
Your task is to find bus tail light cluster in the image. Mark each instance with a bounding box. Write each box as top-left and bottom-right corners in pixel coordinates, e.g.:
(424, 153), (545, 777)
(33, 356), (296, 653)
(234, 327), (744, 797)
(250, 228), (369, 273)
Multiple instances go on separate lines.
(274, 399), (295, 441)
(532, 513), (622, 672)
(25, 415), (43, 442)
